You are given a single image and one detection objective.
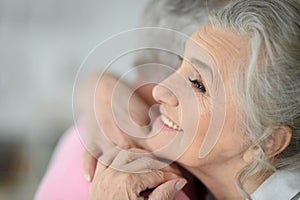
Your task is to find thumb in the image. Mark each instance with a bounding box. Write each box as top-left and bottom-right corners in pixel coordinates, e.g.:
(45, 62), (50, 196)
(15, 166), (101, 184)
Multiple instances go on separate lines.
(82, 150), (97, 182)
(148, 178), (187, 200)
(129, 92), (150, 126)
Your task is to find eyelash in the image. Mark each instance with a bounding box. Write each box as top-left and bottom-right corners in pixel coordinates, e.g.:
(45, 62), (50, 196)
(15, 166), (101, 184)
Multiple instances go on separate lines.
(189, 78), (206, 93)
(177, 55), (207, 94)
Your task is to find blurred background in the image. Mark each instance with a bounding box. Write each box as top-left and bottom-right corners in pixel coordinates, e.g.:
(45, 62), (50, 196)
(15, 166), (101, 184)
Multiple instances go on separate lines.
(0, 0), (147, 199)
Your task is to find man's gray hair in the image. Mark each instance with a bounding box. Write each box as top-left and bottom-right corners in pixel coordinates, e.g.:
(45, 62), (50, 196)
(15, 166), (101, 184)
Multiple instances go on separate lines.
(133, 0), (228, 82)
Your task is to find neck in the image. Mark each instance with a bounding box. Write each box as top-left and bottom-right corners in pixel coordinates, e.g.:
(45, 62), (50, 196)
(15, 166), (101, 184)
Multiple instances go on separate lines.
(183, 160), (265, 200)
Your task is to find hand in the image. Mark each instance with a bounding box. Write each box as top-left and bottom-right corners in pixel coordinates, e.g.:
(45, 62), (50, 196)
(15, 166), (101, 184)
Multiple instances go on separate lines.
(89, 148), (187, 200)
(77, 73), (151, 181)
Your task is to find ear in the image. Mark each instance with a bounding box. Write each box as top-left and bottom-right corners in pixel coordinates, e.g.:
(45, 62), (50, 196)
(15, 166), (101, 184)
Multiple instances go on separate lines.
(265, 126), (292, 158)
(243, 146), (261, 164)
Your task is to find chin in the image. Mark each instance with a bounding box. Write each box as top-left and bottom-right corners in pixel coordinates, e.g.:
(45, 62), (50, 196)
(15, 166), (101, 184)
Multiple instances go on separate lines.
(146, 141), (187, 164)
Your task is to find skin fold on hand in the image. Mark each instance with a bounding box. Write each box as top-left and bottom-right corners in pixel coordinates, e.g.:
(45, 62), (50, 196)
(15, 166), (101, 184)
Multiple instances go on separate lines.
(89, 148), (187, 200)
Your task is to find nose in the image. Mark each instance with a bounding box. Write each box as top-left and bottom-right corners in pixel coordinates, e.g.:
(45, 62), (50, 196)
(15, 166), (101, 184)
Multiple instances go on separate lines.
(152, 84), (179, 106)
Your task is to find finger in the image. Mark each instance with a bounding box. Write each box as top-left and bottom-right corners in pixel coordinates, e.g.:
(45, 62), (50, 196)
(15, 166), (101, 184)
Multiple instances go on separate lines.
(98, 146), (121, 167)
(83, 150), (98, 182)
(161, 162), (182, 176)
(122, 156), (167, 173)
(114, 137), (132, 149)
(129, 92), (150, 126)
(110, 148), (151, 170)
(148, 178), (187, 200)
(110, 148), (176, 173)
(93, 152), (116, 181)
(135, 171), (182, 193)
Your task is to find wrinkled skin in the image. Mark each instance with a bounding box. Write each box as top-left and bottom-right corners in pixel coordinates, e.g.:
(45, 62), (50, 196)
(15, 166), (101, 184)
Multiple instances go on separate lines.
(89, 148), (187, 200)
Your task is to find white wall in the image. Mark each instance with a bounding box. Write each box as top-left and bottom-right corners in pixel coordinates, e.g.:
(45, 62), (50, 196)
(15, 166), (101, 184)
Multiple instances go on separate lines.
(0, 0), (147, 199)
(0, 0), (147, 138)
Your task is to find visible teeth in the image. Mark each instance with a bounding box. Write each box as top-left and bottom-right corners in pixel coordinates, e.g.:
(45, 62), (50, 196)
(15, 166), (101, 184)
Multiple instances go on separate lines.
(161, 115), (181, 130)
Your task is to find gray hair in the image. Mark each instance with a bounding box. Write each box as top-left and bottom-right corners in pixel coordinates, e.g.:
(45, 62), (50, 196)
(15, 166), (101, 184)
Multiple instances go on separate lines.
(133, 0), (229, 82)
(210, 0), (300, 197)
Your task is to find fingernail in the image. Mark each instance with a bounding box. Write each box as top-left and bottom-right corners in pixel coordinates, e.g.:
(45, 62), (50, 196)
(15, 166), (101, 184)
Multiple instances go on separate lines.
(84, 172), (91, 182)
(175, 179), (187, 191)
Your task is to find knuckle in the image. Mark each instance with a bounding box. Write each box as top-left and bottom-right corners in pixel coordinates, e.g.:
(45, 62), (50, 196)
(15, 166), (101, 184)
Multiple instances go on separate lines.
(162, 190), (172, 200)
(144, 157), (162, 170)
(118, 149), (130, 158)
(118, 174), (139, 199)
(155, 170), (165, 181)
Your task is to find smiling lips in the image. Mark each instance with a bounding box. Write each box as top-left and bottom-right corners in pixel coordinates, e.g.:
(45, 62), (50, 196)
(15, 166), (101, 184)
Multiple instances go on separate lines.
(160, 115), (182, 131)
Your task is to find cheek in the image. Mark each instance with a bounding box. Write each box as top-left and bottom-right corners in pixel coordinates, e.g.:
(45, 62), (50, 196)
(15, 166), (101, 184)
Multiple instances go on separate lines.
(172, 96), (212, 164)
(217, 124), (250, 155)
(177, 116), (211, 166)
(180, 96), (211, 137)
(144, 131), (176, 151)
(199, 111), (249, 162)
(216, 102), (249, 152)
(144, 114), (211, 162)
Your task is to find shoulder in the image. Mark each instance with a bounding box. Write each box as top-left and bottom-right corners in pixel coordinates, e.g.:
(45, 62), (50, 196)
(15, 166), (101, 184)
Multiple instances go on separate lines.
(251, 169), (300, 200)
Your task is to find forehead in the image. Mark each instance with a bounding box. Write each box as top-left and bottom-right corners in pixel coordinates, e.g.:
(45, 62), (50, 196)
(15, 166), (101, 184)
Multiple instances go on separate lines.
(186, 24), (250, 76)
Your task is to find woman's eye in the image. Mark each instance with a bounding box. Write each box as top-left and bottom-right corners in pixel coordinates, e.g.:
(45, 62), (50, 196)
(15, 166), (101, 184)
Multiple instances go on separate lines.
(189, 78), (206, 93)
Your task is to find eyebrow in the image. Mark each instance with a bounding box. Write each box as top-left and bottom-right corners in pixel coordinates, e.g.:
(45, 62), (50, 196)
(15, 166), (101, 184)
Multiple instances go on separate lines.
(189, 58), (214, 80)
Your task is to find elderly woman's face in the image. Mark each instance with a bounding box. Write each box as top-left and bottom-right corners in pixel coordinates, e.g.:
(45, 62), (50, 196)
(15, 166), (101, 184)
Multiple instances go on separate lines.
(144, 24), (252, 168)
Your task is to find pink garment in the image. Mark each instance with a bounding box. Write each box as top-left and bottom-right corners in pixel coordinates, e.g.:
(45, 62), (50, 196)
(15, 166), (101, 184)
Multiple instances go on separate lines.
(35, 124), (90, 200)
(35, 123), (189, 200)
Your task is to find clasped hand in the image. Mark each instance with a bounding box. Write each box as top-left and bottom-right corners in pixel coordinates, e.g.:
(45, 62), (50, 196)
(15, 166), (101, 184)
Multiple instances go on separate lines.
(89, 148), (187, 200)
